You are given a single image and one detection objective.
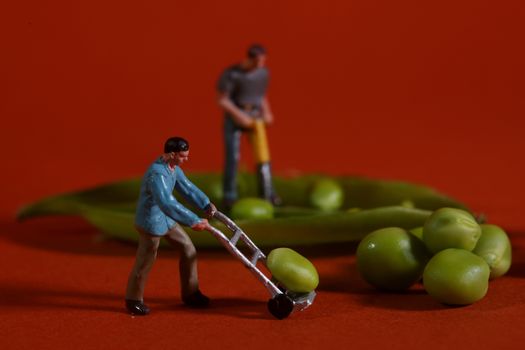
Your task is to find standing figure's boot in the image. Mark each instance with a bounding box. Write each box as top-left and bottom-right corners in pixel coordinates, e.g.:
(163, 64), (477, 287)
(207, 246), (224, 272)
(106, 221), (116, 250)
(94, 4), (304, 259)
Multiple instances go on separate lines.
(256, 162), (281, 206)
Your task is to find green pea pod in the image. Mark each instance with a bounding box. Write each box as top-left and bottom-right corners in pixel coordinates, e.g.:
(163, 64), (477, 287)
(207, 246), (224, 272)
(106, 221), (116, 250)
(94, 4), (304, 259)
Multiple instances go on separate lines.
(17, 173), (468, 220)
(16, 172), (466, 249)
(58, 205), (432, 248)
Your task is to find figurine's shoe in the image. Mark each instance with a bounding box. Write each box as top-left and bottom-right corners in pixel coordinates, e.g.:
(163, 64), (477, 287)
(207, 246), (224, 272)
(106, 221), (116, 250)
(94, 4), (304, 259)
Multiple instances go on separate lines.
(125, 299), (150, 316)
(182, 290), (210, 308)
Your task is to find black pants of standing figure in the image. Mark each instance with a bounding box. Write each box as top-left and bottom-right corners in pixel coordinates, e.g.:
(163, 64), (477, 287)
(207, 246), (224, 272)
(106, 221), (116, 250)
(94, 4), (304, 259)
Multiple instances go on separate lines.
(222, 115), (278, 208)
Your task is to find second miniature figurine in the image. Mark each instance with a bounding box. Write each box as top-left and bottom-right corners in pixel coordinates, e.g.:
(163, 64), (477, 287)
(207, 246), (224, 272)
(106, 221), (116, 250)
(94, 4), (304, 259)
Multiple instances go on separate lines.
(217, 44), (280, 210)
(125, 137), (217, 316)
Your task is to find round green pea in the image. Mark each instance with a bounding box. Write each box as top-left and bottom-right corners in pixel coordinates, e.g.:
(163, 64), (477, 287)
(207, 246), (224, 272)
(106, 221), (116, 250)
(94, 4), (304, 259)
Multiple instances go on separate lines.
(356, 227), (431, 291)
(423, 208), (481, 254)
(473, 224), (512, 279)
(267, 248), (319, 293)
(309, 179), (344, 211)
(423, 248), (489, 305)
(230, 198), (274, 220)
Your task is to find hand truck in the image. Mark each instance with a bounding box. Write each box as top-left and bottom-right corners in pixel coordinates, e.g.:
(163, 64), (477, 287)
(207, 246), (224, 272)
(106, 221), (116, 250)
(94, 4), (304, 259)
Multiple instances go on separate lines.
(206, 211), (316, 319)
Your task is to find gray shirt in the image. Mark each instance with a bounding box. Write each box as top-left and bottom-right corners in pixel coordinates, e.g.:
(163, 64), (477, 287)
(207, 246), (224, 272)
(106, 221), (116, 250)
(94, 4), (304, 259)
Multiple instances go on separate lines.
(217, 65), (269, 108)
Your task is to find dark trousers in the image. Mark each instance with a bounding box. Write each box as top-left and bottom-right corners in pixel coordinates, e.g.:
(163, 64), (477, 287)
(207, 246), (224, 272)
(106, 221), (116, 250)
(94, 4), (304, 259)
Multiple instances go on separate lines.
(223, 116), (277, 203)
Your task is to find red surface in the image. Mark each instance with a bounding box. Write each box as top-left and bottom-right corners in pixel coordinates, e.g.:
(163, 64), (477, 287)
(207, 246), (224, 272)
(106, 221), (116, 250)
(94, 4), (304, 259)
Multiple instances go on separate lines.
(1, 0), (525, 349)
(2, 218), (525, 349)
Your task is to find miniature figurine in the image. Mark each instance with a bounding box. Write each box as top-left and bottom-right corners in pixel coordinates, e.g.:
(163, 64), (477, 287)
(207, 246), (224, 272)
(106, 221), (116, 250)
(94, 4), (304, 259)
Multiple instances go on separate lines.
(217, 44), (280, 210)
(125, 137), (217, 316)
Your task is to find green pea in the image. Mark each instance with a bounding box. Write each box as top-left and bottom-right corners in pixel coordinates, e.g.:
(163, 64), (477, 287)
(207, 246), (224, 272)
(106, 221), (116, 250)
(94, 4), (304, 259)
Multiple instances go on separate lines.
(230, 198), (274, 220)
(423, 248), (489, 305)
(309, 179), (344, 211)
(356, 227), (431, 291)
(267, 248), (319, 293)
(473, 224), (512, 279)
(423, 208), (481, 254)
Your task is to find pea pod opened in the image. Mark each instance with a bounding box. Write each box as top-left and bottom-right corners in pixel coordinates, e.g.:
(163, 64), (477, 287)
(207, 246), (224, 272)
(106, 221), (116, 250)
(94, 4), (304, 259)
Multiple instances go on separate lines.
(267, 248), (319, 293)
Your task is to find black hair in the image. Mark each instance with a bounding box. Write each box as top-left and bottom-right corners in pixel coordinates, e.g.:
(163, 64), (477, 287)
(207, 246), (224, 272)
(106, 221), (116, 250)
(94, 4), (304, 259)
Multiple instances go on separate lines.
(247, 44), (267, 58)
(164, 137), (189, 153)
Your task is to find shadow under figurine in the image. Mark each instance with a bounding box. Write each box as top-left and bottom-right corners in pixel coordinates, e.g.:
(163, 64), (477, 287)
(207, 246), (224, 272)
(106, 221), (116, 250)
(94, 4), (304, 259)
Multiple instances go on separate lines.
(125, 137), (217, 316)
(217, 44), (281, 210)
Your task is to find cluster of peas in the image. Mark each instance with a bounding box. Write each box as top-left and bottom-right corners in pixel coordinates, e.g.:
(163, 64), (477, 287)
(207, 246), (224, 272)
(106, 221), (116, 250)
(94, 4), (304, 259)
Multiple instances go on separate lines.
(356, 208), (512, 305)
(215, 179), (513, 304)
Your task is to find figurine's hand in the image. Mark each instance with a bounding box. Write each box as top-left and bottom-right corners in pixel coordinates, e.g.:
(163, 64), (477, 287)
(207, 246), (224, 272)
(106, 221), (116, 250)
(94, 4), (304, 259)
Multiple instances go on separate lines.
(205, 203), (217, 219)
(263, 113), (274, 125)
(239, 115), (255, 129)
(191, 219), (210, 231)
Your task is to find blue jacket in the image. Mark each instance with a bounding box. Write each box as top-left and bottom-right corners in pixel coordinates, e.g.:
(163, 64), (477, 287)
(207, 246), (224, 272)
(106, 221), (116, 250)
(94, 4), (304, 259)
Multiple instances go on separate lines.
(135, 158), (210, 235)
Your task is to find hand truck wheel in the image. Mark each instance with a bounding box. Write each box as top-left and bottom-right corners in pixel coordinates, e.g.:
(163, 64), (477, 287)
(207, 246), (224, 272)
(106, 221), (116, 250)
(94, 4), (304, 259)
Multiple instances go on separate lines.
(267, 294), (294, 320)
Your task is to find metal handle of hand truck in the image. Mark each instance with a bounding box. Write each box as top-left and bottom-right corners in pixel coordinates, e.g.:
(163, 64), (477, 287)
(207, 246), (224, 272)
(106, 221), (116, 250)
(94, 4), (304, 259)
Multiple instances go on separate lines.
(212, 211), (265, 257)
(206, 212), (281, 297)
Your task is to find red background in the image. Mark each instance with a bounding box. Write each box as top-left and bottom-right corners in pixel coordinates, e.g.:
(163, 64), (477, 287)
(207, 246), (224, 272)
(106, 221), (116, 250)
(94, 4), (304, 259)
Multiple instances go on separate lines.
(1, 1), (525, 349)
(2, 0), (524, 229)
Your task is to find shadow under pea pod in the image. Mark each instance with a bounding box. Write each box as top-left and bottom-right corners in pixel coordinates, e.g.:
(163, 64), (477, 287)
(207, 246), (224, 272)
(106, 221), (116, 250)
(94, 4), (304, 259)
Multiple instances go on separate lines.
(5, 216), (137, 257)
